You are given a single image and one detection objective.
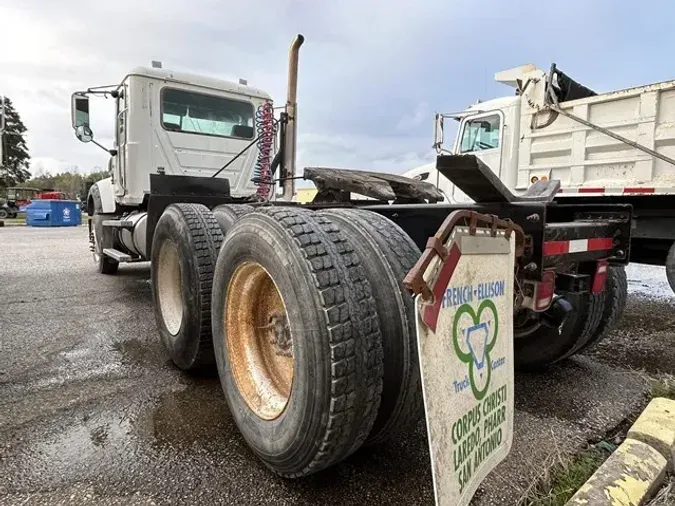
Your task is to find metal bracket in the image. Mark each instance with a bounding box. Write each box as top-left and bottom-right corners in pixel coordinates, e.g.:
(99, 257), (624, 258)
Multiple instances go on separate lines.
(403, 210), (525, 300)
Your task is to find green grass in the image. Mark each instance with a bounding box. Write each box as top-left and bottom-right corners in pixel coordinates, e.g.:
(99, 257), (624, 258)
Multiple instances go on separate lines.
(523, 445), (613, 506)
(523, 375), (675, 506)
(2, 217), (26, 226)
(650, 374), (675, 401)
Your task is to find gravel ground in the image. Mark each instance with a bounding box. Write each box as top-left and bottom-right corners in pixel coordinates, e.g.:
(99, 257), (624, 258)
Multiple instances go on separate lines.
(0, 226), (668, 506)
(583, 263), (675, 375)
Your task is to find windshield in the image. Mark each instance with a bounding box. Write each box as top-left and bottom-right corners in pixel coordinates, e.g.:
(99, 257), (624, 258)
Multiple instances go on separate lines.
(459, 115), (500, 153)
(161, 88), (255, 140)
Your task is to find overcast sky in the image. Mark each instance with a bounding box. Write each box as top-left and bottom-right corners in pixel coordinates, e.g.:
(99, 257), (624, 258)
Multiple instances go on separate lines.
(1, 0), (673, 177)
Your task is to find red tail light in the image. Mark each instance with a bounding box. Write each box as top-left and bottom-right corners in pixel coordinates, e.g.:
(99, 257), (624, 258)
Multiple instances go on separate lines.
(591, 260), (609, 294)
(536, 271), (556, 311)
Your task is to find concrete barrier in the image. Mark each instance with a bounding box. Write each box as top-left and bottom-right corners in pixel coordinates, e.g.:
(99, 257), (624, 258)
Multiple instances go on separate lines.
(566, 397), (675, 506)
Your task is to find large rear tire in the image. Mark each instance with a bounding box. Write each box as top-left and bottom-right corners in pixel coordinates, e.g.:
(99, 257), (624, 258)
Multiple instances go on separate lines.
(319, 208), (423, 445)
(667, 242), (675, 295)
(151, 203), (223, 372)
(212, 204), (254, 236)
(578, 266), (628, 353)
(514, 292), (588, 370)
(558, 288), (606, 360)
(211, 208), (384, 477)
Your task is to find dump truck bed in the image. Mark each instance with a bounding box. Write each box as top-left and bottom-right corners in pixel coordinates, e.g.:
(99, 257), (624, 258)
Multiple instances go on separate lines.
(519, 75), (675, 195)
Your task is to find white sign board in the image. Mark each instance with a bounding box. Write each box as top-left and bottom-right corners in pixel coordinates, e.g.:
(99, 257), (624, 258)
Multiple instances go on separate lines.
(415, 226), (515, 506)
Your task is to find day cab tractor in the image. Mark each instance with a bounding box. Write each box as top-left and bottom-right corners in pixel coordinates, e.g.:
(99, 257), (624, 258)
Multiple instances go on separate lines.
(71, 35), (631, 484)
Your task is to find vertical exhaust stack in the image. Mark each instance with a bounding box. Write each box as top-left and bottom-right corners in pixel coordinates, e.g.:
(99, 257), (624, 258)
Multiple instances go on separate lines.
(281, 34), (305, 200)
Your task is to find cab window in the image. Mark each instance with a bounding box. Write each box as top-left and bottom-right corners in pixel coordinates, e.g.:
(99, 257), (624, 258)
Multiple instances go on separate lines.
(459, 115), (500, 153)
(161, 88), (255, 140)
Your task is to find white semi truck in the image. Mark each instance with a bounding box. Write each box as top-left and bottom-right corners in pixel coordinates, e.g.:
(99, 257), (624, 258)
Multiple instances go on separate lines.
(404, 64), (675, 292)
(72, 36), (633, 493)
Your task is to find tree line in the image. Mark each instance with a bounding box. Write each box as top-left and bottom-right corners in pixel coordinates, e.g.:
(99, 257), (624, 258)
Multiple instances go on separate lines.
(22, 170), (110, 200)
(1, 96), (108, 199)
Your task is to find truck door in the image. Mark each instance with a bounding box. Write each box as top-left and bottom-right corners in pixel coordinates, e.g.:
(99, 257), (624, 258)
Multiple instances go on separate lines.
(453, 111), (504, 202)
(113, 86), (128, 196)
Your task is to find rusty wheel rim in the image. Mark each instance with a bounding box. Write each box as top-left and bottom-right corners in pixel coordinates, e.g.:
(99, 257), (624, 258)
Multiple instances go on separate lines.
(157, 240), (184, 336)
(225, 261), (293, 420)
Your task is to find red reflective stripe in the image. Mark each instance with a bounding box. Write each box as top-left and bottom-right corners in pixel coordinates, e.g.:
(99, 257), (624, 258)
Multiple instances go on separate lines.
(423, 243), (461, 333)
(543, 241), (569, 256)
(623, 187), (655, 194)
(579, 187), (605, 193)
(587, 237), (613, 251)
(544, 237), (613, 257)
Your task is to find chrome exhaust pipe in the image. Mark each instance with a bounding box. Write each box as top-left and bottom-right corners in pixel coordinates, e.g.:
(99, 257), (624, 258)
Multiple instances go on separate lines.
(280, 34), (304, 200)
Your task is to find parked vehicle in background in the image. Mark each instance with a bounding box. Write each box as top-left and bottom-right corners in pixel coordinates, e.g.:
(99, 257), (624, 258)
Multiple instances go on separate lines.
(0, 187), (40, 218)
(0, 187), (70, 218)
(406, 64), (675, 292)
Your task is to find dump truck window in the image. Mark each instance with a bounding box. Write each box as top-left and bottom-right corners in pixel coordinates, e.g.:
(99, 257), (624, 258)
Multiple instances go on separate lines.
(161, 88), (255, 140)
(459, 115), (500, 153)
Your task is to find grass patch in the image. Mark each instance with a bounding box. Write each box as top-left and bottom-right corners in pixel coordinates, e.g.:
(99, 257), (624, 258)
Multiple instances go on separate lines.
(650, 374), (675, 401)
(523, 376), (674, 506)
(523, 444), (614, 506)
(1, 217), (26, 226)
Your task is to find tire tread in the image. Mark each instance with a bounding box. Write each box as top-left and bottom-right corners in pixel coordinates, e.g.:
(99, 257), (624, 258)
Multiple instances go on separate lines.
(320, 208), (423, 445)
(257, 207), (384, 475)
(170, 203), (223, 369)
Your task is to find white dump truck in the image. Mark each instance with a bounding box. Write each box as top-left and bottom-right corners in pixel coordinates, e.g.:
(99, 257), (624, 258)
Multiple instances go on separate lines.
(72, 36), (633, 503)
(405, 63), (675, 292)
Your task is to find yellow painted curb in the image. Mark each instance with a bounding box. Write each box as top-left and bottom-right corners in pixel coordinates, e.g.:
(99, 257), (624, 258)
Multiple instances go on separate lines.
(565, 438), (666, 506)
(627, 397), (675, 470)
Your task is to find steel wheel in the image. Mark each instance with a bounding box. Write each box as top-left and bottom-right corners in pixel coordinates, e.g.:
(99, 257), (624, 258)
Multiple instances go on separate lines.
(225, 261), (293, 421)
(157, 240), (184, 336)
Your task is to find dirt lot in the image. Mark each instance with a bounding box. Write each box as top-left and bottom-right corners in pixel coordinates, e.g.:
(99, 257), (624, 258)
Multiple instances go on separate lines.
(0, 226), (672, 506)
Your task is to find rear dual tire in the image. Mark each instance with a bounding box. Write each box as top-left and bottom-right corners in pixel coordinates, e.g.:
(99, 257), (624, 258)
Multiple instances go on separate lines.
(514, 265), (627, 370)
(212, 204), (254, 236)
(151, 203), (223, 372)
(666, 242), (675, 295)
(318, 209), (423, 445)
(211, 208), (384, 477)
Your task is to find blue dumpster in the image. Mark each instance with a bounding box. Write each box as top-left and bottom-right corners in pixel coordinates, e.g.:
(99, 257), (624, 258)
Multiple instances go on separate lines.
(26, 200), (82, 227)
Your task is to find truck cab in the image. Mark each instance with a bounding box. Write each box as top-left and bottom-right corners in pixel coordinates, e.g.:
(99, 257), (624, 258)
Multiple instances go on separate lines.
(406, 63), (675, 292)
(73, 67), (274, 209)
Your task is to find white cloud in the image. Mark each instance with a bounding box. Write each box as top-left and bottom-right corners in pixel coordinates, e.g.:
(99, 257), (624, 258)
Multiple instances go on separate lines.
(396, 102), (430, 132)
(1, 0), (453, 180)
(6, 0), (661, 185)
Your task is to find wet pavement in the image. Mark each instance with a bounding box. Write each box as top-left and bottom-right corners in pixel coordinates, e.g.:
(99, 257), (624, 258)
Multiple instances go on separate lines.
(0, 226), (670, 506)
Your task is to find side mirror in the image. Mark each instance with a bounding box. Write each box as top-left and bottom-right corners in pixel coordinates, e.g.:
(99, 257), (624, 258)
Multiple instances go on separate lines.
(76, 125), (93, 143)
(433, 113), (444, 152)
(71, 93), (90, 129)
